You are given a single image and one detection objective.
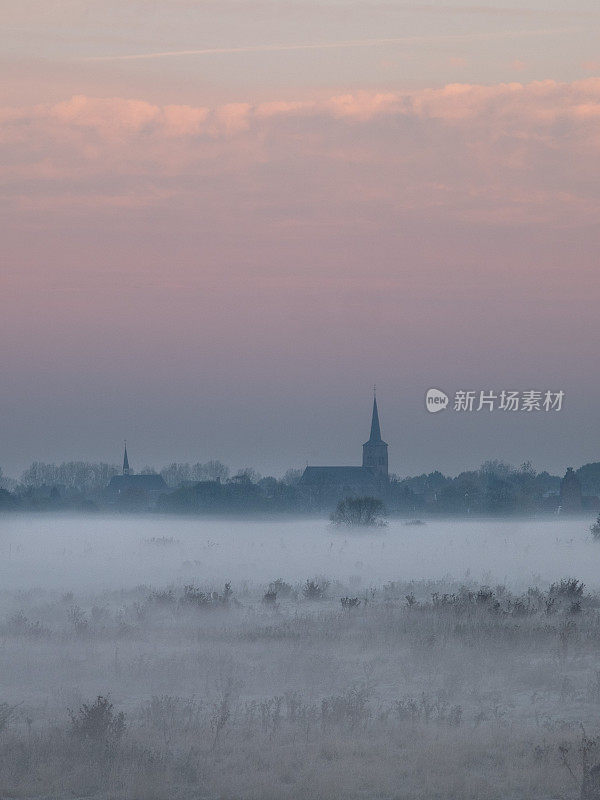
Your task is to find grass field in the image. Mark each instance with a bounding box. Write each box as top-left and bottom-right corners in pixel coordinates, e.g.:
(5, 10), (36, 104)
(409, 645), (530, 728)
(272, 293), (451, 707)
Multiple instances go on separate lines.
(0, 515), (599, 799)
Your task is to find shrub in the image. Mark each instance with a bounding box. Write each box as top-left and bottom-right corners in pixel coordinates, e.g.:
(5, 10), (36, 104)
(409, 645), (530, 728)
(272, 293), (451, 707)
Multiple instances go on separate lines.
(591, 514), (600, 540)
(149, 588), (176, 604)
(181, 583), (234, 609)
(221, 582), (233, 606)
(67, 604), (88, 635)
(68, 696), (125, 746)
(549, 578), (585, 600)
(181, 584), (211, 607)
(6, 611), (49, 637)
(330, 496), (387, 527)
(476, 587), (494, 604)
(268, 579), (295, 599)
(303, 579), (329, 600)
(262, 590), (277, 606)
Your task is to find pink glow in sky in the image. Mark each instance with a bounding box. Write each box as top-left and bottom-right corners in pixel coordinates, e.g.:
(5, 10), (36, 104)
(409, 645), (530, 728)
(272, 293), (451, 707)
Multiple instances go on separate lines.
(1, 1), (600, 477)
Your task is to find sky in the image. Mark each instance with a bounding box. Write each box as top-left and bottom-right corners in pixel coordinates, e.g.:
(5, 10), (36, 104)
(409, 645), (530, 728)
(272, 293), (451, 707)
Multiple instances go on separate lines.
(1, 0), (600, 479)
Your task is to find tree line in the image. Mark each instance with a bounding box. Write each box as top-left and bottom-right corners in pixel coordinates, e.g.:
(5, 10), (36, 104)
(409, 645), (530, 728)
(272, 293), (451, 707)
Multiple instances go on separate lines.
(1, 458), (600, 516)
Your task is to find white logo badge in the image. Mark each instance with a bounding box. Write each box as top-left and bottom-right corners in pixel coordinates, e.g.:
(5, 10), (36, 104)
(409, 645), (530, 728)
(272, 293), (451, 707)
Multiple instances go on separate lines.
(425, 388), (449, 413)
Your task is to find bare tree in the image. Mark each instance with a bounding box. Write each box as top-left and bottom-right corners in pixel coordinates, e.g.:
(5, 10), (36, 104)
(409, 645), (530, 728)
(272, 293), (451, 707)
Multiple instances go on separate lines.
(160, 463), (192, 488)
(330, 496), (387, 527)
(282, 468), (303, 485)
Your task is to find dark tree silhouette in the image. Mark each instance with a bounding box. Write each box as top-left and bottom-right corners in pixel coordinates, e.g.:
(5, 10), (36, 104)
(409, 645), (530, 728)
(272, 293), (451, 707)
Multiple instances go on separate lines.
(330, 496), (387, 527)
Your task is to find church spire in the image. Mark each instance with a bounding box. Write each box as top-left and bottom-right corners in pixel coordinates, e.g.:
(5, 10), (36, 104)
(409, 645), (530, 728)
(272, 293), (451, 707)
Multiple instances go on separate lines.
(123, 441), (130, 476)
(362, 390), (388, 477)
(368, 392), (382, 442)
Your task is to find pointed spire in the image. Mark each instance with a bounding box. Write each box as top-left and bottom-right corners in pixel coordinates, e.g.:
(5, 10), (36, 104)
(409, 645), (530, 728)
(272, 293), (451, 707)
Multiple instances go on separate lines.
(123, 440), (130, 475)
(369, 392), (382, 442)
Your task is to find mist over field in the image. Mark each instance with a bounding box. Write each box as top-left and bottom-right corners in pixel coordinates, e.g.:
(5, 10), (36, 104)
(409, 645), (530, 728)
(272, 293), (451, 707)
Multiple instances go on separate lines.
(1, 515), (600, 798)
(0, 515), (597, 593)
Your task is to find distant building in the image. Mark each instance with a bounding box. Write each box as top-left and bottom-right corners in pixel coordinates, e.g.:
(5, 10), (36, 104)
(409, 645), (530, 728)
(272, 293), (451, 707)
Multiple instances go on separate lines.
(559, 467), (583, 512)
(300, 394), (389, 502)
(106, 443), (168, 509)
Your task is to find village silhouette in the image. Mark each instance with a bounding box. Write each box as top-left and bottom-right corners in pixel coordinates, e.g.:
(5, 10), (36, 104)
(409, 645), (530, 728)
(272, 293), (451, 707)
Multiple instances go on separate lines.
(1, 395), (597, 516)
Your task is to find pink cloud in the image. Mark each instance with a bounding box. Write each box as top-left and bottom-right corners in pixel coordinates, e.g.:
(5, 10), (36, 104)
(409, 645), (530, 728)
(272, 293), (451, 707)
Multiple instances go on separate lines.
(2, 77), (600, 225)
(4, 77), (600, 139)
(51, 95), (160, 137)
(162, 104), (210, 137)
(326, 92), (400, 120)
(211, 103), (252, 135)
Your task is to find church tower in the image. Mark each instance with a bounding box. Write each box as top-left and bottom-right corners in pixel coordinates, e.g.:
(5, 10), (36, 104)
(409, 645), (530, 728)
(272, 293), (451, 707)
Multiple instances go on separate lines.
(122, 442), (130, 476)
(362, 393), (388, 478)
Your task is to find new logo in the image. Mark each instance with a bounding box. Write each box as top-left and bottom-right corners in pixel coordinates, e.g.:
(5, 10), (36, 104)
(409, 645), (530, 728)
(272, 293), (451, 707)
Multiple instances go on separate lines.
(425, 388), (449, 413)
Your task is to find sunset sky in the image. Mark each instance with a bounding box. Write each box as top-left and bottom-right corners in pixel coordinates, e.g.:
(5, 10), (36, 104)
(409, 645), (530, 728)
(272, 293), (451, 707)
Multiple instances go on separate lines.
(2, 0), (600, 478)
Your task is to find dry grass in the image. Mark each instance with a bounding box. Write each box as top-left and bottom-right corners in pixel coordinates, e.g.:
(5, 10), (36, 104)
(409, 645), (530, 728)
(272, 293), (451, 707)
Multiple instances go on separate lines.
(0, 577), (599, 798)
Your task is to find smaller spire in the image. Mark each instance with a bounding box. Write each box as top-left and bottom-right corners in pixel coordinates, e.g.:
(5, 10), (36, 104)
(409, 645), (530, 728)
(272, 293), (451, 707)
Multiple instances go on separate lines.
(123, 440), (130, 475)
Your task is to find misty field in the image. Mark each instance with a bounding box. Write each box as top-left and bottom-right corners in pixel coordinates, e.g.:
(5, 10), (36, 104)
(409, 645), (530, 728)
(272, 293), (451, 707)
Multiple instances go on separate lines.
(1, 516), (600, 799)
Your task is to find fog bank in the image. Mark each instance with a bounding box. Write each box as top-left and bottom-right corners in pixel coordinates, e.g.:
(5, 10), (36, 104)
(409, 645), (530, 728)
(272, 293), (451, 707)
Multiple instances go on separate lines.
(0, 515), (596, 593)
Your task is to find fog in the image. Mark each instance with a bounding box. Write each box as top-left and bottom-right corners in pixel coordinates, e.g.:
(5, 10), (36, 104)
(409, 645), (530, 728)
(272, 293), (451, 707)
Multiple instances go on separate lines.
(1, 514), (600, 799)
(0, 514), (597, 593)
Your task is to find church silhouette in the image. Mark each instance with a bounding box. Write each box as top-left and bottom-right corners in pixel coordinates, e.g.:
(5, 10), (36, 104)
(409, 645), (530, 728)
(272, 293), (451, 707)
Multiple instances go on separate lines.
(300, 394), (389, 497)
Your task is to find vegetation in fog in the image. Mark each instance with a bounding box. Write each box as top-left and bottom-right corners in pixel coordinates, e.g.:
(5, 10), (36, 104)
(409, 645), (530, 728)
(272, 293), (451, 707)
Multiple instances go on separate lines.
(330, 496), (387, 527)
(68, 696), (125, 748)
(1, 572), (600, 798)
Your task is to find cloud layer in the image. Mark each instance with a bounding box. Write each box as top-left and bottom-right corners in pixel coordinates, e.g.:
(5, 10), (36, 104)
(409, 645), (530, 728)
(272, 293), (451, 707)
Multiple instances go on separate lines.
(2, 78), (599, 225)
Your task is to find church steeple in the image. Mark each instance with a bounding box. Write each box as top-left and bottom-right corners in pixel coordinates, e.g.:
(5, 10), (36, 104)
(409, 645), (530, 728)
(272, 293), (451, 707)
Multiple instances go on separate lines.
(123, 441), (130, 476)
(362, 391), (388, 478)
(369, 394), (382, 442)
